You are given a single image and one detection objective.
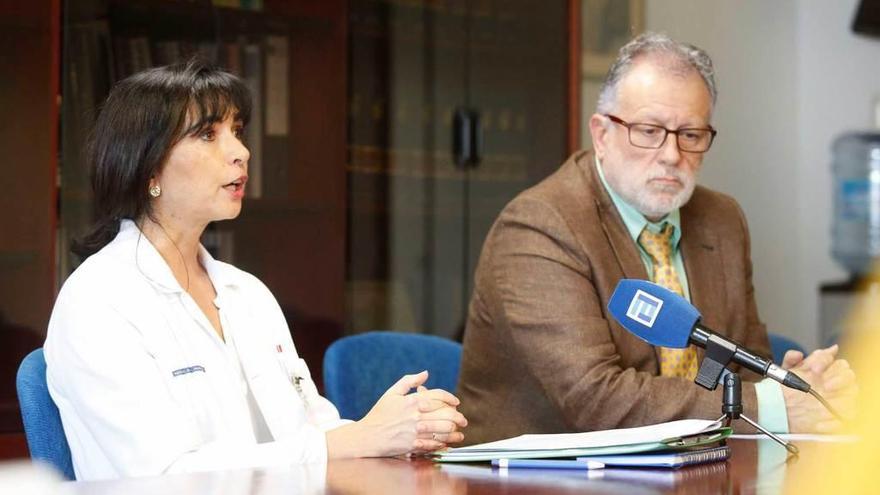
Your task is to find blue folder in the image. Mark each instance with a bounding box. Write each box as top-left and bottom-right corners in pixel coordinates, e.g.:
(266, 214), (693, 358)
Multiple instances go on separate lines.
(577, 445), (730, 469)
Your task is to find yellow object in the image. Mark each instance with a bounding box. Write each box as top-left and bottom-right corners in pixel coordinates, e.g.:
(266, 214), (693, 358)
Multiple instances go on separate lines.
(787, 288), (880, 494)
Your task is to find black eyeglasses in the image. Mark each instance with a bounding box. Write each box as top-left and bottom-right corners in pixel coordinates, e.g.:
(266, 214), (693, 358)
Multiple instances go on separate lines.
(605, 114), (717, 153)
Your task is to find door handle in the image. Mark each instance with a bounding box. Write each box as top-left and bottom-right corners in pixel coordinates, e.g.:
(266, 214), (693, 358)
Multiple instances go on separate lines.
(453, 107), (481, 168)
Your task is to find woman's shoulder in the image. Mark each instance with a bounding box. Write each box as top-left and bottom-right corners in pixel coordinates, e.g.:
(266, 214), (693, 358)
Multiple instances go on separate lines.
(57, 235), (160, 313)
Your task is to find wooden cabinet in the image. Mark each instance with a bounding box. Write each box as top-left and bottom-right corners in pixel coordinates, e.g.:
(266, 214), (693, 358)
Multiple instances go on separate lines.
(346, 0), (579, 338)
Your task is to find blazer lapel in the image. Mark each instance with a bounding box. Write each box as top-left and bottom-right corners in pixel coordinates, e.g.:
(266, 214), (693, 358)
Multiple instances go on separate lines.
(583, 156), (648, 281)
(680, 205), (727, 364)
(578, 153), (656, 368)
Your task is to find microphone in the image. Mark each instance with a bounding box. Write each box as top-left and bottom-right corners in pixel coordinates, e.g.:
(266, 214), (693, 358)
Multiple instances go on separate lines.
(607, 279), (811, 393)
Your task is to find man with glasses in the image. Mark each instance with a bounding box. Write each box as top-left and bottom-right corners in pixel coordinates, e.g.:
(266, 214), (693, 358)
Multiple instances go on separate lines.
(456, 32), (855, 444)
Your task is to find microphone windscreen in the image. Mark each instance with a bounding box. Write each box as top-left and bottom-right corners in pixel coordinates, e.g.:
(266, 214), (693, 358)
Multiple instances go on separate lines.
(607, 279), (701, 348)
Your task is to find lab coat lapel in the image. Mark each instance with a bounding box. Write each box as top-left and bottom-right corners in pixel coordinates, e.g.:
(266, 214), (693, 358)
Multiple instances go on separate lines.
(221, 293), (307, 441)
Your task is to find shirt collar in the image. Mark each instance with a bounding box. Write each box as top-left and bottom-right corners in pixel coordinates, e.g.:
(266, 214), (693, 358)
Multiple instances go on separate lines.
(199, 243), (238, 291)
(116, 219), (239, 293)
(594, 154), (682, 249)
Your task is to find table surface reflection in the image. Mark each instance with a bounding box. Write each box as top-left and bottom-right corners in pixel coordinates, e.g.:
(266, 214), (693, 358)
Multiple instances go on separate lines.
(66, 438), (829, 495)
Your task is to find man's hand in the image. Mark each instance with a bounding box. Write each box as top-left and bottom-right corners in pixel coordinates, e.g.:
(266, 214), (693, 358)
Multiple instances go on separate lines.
(781, 344), (838, 373)
(781, 346), (858, 433)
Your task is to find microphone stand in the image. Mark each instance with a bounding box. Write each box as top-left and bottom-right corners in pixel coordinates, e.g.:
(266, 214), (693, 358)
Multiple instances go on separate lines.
(716, 371), (798, 455)
(694, 338), (799, 455)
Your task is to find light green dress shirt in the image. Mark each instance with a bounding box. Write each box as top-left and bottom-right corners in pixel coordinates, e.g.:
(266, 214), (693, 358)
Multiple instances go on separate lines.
(594, 156), (789, 433)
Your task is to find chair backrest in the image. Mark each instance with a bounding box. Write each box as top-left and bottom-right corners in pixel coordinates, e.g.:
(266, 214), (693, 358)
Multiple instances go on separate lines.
(16, 348), (75, 480)
(323, 331), (463, 420)
(768, 332), (806, 365)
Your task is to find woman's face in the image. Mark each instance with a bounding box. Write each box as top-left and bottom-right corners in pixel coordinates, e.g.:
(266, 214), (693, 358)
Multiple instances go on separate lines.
(151, 113), (249, 227)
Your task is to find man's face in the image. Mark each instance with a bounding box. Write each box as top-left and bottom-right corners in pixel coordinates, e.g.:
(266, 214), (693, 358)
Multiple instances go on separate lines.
(589, 58), (713, 221)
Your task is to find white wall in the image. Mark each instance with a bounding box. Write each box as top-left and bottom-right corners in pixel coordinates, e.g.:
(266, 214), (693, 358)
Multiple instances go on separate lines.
(646, 1), (804, 347)
(582, 0), (880, 349)
(794, 0), (880, 349)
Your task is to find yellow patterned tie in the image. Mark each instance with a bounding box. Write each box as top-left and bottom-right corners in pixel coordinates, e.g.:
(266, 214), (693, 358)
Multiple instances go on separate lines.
(638, 224), (699, 379)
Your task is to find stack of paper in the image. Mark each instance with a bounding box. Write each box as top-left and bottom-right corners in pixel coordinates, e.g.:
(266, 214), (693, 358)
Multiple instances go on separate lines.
(434, 419), (730, 463)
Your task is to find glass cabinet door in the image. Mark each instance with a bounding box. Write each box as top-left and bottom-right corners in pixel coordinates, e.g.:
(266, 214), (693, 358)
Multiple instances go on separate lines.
(348, 0), (469, 338)
(465, 0), (569, 315)
(347, 0), (572, 339)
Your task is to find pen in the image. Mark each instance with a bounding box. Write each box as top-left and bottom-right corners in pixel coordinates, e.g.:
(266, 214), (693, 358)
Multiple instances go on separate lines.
(492, 458), (606, 470)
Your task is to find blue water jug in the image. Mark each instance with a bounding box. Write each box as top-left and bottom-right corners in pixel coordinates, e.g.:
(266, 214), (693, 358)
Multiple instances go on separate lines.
(832, 132), (880, 275)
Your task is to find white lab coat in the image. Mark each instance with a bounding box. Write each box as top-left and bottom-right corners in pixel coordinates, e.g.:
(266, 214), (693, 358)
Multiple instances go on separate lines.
(45, 220), (349, 481)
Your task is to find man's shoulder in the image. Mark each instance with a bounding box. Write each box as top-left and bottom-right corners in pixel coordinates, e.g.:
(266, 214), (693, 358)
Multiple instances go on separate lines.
(506, 150), (600, 217)
(683, 184), (747, 231)
(686, 184), (742, 214)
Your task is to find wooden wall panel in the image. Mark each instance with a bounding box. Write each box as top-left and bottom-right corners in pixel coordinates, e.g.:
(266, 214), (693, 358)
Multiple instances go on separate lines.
(0, 0), (59, 435)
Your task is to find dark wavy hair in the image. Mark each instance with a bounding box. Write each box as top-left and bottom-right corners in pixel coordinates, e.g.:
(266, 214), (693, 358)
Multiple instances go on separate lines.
(72, 59), (251, 259)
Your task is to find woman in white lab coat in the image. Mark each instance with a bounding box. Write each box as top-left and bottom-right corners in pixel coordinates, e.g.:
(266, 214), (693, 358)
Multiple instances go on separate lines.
(44, 60), (467, 481)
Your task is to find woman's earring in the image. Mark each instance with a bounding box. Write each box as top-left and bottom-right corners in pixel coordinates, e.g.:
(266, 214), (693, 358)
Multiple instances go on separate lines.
(149, 184), (161, 198)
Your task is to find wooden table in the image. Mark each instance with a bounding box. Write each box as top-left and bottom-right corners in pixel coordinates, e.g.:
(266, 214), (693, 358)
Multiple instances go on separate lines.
(64, 438), (827, 494)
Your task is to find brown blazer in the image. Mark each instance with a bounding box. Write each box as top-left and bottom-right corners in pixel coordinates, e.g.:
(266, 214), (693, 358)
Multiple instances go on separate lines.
(457, 150), (772, 445)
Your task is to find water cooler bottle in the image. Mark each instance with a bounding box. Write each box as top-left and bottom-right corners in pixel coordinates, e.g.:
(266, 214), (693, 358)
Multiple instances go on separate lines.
(821, 131), (880, 345)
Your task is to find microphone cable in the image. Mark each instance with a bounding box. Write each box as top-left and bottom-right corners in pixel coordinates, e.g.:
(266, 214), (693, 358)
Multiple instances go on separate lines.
(808, 388), (845, 422)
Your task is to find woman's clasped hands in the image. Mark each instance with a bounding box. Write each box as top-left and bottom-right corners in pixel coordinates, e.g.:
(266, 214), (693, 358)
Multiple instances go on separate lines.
(326, 370), (467, 458)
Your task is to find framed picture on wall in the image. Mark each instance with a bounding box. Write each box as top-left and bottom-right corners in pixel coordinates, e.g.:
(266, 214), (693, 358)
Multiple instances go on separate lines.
(581, 0), (645, 79)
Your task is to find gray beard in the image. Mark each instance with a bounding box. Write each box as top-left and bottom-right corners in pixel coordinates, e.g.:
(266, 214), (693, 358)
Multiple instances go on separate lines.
(626, 180), (696, 220)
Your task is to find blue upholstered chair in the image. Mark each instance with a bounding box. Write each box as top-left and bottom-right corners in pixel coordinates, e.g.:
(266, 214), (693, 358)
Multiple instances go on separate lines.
(768, 332), (807, 365)
(323, 331), (463, 420)
(16, 348), (75, 480)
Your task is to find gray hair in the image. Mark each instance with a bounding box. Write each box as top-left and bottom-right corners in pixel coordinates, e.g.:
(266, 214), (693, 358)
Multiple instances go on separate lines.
(596, 32), (717, 114)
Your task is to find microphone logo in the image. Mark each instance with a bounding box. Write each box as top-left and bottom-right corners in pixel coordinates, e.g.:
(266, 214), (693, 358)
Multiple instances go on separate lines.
(625, 289), (664, 327)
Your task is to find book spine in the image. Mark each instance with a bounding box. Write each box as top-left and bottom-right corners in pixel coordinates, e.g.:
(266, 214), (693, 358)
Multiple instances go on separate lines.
(242, 41), (263, 199)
